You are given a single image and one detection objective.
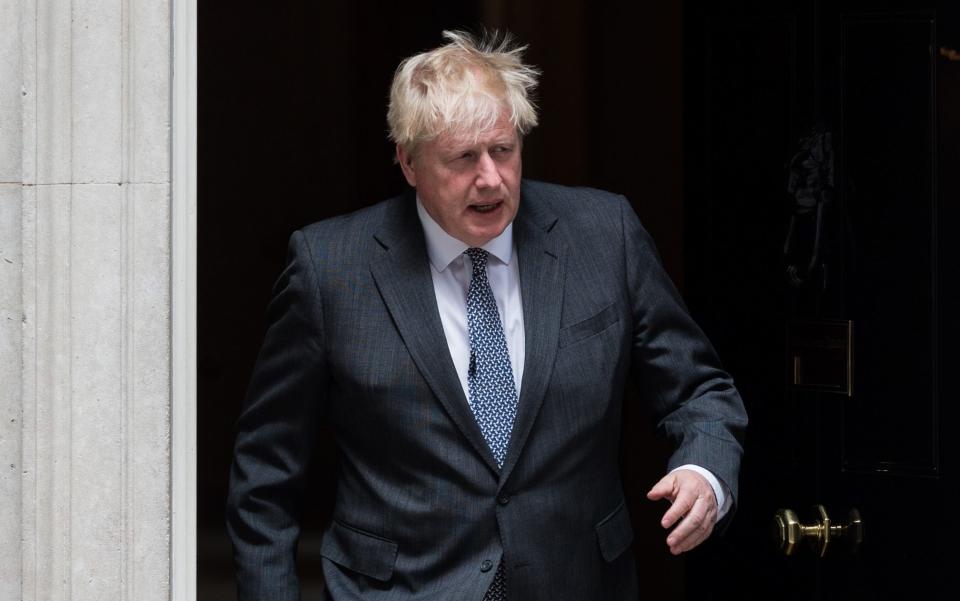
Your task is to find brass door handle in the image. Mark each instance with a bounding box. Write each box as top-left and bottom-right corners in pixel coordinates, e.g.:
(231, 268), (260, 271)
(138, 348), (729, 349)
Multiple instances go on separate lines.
(773, 505), (863, 556)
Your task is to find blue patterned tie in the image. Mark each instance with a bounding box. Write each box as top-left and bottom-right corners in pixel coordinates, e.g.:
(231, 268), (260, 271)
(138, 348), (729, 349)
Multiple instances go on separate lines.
(464, 248), (517, 601)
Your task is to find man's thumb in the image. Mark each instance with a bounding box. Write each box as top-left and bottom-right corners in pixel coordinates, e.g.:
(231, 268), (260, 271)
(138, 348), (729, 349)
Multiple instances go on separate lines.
(646, 475), (675, 501)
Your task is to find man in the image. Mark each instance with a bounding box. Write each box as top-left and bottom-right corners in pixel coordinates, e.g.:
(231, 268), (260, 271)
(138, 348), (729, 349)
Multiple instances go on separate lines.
(227, 31), (747, 601)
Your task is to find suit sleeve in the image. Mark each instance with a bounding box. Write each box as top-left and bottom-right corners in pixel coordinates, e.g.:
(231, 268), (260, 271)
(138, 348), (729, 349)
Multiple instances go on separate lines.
(226, 230), (327, 601)
(620, 198), (748, 518)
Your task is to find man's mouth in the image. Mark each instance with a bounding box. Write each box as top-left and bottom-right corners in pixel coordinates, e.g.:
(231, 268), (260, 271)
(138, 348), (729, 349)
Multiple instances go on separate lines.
(470, 201), (502, 214)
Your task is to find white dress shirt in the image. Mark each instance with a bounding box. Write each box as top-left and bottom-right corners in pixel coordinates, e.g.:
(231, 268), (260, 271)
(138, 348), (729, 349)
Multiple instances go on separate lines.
(416, 198), (731, 519)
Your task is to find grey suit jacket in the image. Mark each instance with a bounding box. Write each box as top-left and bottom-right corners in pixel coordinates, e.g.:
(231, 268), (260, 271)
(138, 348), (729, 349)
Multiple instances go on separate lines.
(226, 180), (747, 601)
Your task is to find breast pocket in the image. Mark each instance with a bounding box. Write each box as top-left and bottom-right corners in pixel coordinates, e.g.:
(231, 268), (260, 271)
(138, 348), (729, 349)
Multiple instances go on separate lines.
(320, 519), (399, 582)
(558, 303), (620, 348)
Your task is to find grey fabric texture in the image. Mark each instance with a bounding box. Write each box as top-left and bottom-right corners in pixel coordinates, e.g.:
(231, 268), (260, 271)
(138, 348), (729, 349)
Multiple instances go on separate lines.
(226, 180), (748, 601)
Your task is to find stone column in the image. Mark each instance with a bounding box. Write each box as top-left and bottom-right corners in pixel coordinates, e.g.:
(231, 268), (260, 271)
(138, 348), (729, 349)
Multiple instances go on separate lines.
(1, 1), (178, 599)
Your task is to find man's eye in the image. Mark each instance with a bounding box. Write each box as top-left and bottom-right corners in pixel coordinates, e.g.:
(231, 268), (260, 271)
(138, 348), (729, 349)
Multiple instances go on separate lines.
(493, 146), (513, 155)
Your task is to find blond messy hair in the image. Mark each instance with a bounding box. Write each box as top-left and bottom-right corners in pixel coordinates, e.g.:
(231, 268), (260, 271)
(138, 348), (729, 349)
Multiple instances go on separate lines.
(387, 30), (540, 154)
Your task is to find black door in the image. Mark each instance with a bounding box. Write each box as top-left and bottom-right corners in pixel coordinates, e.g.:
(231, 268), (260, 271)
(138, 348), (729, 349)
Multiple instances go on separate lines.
(683, 0), (960, 598)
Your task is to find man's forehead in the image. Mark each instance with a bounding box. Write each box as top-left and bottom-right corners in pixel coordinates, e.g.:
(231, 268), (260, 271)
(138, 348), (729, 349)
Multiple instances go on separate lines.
(436, 125), (519, 150)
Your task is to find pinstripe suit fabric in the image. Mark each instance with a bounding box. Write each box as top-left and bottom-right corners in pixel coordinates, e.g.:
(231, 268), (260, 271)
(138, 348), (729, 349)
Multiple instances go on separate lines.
(226, 180), (748, 600)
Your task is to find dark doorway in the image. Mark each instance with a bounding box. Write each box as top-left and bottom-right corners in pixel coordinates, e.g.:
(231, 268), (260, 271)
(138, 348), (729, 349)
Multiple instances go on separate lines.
(683, 0), (960, 599)
(199, 1), (687, 599)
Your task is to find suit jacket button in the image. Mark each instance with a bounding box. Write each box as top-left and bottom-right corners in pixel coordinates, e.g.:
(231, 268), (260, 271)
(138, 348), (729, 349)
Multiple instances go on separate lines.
(497, 495), (510, 505)
(481, 560), (494, 572)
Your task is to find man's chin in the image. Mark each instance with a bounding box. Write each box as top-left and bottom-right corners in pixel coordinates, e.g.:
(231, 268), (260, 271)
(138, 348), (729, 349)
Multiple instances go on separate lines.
(461, 223), (510, 247)
(461, 210), (515, 244)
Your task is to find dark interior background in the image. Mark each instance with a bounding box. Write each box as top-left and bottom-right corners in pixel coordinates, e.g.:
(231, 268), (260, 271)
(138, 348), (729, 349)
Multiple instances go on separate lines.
(202, 0), (960, 598)
(199, 1), (689, 598)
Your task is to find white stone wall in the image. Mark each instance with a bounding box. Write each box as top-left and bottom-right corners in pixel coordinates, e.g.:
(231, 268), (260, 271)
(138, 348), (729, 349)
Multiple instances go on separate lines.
(1, 3), (25, 599)
(1, 1), (175, 599)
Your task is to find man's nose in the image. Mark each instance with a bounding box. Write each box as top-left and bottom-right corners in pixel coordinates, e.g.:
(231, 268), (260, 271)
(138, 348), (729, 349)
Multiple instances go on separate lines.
(475, 152), (503, 189)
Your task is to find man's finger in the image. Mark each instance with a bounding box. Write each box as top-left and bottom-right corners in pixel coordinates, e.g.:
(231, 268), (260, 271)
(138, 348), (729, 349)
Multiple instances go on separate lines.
(659, 488), (696, 529)
(666, 496), (713, 552)
(646, 474), (677, 502)
(649, 470), (721, 554)
(670, 516), (715, 555)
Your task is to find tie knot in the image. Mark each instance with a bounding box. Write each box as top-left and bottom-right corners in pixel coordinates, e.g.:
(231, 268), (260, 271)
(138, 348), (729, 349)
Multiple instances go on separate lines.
(465, 247), (489, 273)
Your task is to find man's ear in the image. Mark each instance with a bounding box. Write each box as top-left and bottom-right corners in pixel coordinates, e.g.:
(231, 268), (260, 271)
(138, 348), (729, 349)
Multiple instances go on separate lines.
(396, 144), (417, 187)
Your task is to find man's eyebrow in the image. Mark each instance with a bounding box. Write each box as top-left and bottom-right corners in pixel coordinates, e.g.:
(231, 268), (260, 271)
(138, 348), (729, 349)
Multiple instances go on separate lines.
(440, 141), (476, 155)
(440, 146), (471, 158)
(439, 134), (516, 156)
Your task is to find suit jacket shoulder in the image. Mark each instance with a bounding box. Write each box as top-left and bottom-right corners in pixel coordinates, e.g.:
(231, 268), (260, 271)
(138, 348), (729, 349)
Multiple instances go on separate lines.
(520, 179), (647, 256)
(296, 192), (410, 263)
(522, 179), (626, 223)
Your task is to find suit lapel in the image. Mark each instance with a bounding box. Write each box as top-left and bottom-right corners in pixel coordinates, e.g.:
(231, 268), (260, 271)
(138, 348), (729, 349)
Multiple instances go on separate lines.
(499, 189), (564, 486)
(369, 196), (501, 476)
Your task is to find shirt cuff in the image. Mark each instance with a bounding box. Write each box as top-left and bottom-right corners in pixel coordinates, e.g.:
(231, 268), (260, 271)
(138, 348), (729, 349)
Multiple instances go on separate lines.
(669, 464), (732, 521)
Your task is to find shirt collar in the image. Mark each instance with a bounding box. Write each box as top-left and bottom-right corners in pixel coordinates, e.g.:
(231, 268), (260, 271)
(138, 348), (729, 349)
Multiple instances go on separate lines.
(416, 196), (514, 272)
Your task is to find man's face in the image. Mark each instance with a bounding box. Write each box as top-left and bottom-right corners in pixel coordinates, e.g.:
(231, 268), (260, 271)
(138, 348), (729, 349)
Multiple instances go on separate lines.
(397, 113), (522, 247)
